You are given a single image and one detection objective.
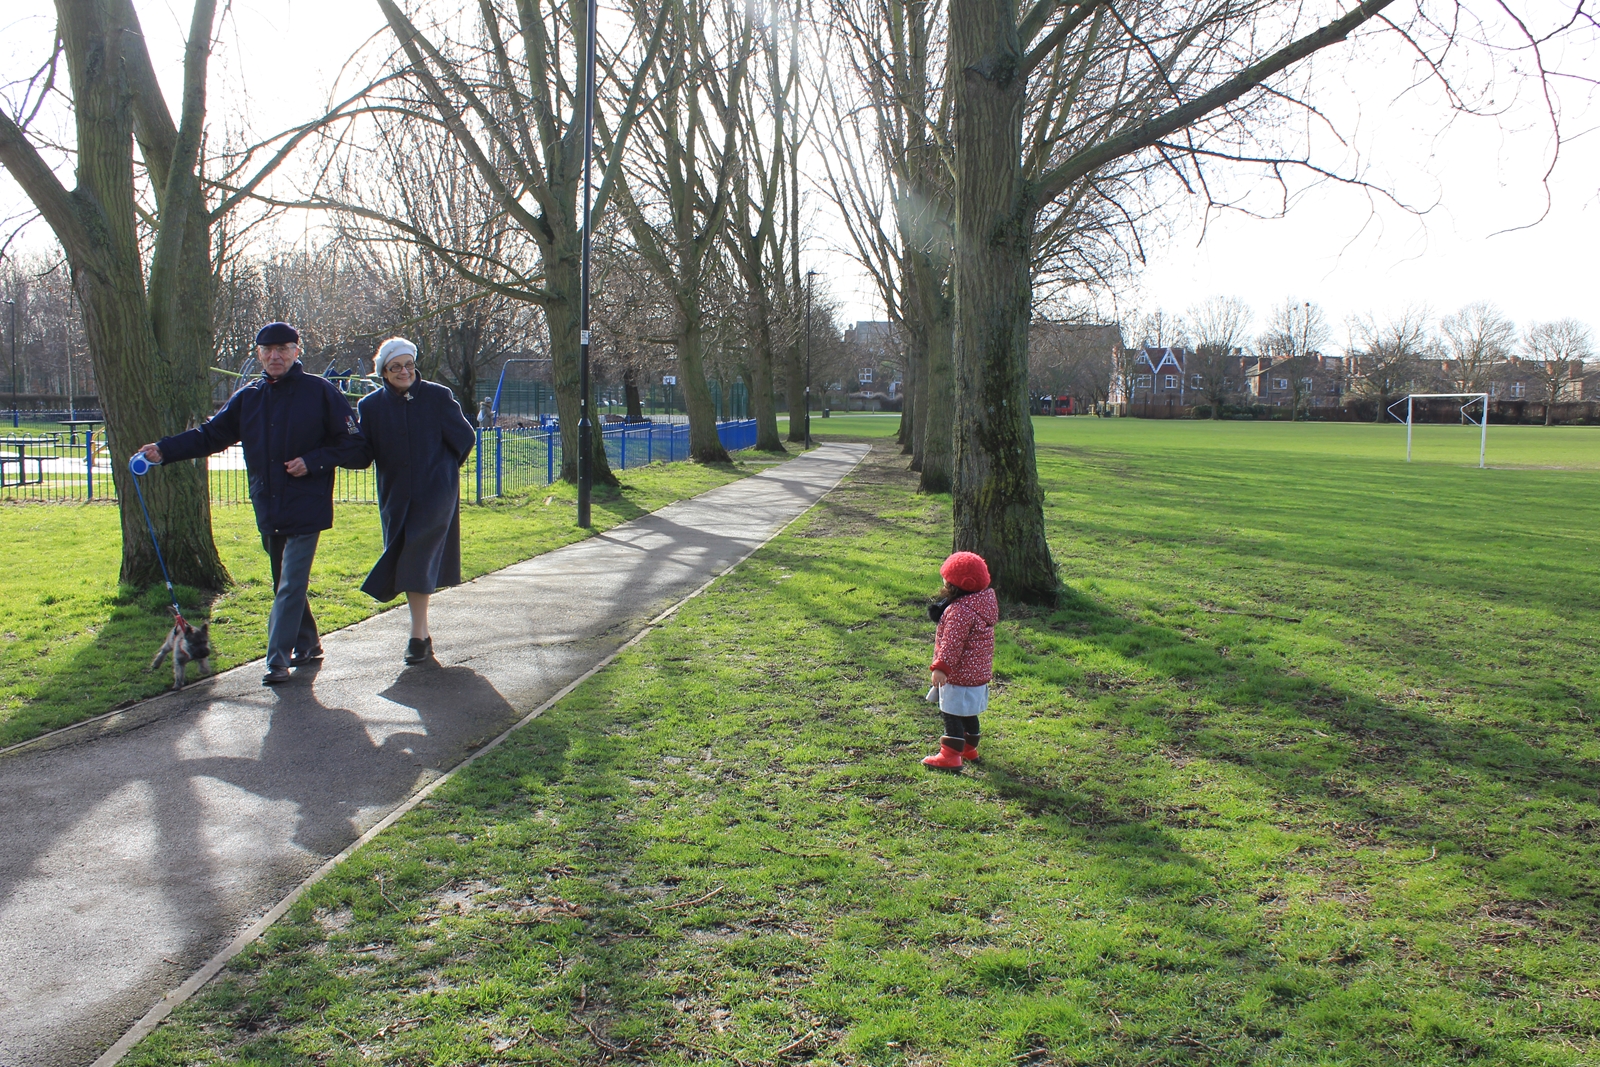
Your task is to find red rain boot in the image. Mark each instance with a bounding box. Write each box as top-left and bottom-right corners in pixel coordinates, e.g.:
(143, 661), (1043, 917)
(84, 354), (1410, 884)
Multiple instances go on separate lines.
(963, 738), (980, 762)
(922, 737), (965, 770)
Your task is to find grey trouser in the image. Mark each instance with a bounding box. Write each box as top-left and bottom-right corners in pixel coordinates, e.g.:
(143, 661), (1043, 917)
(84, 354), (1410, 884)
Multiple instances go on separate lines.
(265, 532), (321, 669)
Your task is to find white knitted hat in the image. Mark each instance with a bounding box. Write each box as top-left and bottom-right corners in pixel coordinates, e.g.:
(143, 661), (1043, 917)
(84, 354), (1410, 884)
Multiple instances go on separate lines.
(374, 337), (418, 374)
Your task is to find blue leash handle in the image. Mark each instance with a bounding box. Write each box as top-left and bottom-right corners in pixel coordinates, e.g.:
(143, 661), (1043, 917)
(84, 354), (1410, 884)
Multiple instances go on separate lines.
(128, 455), (186, 626)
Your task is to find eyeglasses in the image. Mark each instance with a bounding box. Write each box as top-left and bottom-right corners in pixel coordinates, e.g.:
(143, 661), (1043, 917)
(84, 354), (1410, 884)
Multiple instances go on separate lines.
(385, 361), (417, 373)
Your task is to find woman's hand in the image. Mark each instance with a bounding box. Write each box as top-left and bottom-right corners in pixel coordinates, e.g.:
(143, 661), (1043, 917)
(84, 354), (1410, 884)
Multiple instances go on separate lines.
(930, 669), (948, 687)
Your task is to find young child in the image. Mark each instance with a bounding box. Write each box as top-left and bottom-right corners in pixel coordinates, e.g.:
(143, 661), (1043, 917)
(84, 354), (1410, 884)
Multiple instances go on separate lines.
(923, 550), (998, 769)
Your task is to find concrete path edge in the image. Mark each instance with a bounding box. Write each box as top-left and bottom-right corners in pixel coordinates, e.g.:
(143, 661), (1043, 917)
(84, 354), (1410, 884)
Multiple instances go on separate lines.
(89, 445), (866, 1067)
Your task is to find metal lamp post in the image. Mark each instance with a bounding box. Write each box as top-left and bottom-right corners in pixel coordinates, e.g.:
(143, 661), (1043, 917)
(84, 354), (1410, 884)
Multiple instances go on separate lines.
(576, 0), (600, 528)
(804, 270), (816, 448)
(6, 299), (16, 428)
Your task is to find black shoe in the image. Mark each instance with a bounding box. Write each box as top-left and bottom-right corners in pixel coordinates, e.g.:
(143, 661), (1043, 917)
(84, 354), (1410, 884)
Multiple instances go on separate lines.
(262, 666), (292, 686)
(289, 646), (324, 668)
(404, 637), (433, 665)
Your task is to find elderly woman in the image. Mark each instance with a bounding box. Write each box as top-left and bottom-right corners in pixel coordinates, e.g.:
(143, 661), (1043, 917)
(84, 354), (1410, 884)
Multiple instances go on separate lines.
(356, 337), (476, 664)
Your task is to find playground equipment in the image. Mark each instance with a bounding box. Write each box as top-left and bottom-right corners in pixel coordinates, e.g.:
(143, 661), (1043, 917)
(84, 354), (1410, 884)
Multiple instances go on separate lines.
(490, 357), (554, 425)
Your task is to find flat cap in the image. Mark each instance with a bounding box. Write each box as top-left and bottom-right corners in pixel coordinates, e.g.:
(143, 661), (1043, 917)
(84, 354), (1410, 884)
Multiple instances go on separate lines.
(255, 321), (300, 346)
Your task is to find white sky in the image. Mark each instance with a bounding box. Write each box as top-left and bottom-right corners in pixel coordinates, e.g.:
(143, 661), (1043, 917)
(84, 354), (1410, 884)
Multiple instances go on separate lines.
(2, 1), (1596, 348)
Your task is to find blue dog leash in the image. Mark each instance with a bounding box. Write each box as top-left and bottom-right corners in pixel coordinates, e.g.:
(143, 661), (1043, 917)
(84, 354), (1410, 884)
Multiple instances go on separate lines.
(128, 453), (189, 630)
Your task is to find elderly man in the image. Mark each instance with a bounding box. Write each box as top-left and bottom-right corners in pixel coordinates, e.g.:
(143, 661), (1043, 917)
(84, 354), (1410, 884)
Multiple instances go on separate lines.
(139, 322), (366, 685)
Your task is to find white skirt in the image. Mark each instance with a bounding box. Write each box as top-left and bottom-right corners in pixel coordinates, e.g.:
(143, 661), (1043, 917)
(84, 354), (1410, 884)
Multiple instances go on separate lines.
(926, 683), (989, 716)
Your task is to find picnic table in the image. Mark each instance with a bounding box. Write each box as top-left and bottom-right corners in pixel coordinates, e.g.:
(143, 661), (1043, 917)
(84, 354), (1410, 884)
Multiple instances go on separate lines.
(0, 436), (47, 487)
(57, 419), (103, 445)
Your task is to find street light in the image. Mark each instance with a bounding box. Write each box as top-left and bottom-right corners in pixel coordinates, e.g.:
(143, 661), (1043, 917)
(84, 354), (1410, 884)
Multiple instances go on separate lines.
(576, 0), (600, 528)
(804, 269), (816, 449)
(6, 299), (16, 429)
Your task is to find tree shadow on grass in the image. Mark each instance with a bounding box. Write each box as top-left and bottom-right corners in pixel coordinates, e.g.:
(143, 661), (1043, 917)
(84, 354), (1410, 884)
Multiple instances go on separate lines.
(1002, 584), (1600, 907)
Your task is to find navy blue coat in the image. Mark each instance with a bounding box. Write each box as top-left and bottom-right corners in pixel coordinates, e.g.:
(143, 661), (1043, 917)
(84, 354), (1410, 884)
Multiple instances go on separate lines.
(159, 362), (365, 536)
(354, 378), (476, 602)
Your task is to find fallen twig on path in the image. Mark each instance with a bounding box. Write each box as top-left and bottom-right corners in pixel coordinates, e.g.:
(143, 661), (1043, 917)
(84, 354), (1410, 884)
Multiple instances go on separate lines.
(574, 1014), (636, 1058)
(371, 1017), (424, 1038)
(672, 1036), (752, 1066)
(374, 874), (401, 912)
(773, 1031), (818, 1057)
(652, 885), (725, 911)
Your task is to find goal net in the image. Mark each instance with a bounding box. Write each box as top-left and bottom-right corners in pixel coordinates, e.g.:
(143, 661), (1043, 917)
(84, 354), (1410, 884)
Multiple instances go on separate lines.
(1386, 393), (1489, 468)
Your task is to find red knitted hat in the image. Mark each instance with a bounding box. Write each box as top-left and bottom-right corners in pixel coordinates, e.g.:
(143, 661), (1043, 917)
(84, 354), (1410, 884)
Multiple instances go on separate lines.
(940, 551), (990, 592)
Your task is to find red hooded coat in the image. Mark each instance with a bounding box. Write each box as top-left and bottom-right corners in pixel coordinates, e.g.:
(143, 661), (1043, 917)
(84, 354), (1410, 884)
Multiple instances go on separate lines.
(930, 587), (998, 686)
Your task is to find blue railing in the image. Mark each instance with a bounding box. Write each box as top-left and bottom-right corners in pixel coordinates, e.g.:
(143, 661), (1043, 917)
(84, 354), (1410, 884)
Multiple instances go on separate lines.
(1, 419), (761, 505)
(471, 419), (760, 502)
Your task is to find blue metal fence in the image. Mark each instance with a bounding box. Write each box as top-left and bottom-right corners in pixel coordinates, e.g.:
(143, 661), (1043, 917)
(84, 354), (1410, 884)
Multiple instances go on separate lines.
(0, 419), (761, 505)
(468, 419), (759, 502)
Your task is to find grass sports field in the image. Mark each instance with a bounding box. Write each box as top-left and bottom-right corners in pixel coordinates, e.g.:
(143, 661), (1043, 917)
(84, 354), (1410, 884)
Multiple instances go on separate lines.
(124, 417), (1600, 1065)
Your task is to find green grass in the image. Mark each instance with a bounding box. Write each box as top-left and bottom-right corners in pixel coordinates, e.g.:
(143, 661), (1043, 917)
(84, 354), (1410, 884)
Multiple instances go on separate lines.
(0, 456), (791, 747)
(121, 420), (1600, 1065)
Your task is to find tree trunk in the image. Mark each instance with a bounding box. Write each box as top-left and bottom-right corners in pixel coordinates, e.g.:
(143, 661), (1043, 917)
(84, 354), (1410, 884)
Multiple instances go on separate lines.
(750, 344), (782, 450)
(914, 250), (954, 490)
(903, 255), (929, 472)
(784, 340), (807, 443)
(908, 244), (953, 486)
(679, 311), (731, 463)
(746, 286), (785, 451)
(948, 0), (1058, 604)
(35, 0), (230, 590)
(624, 366), (645, 422)
(898, 308), (917, 454)
(906, 324), (927, 470)
(545, 260), (618, 486)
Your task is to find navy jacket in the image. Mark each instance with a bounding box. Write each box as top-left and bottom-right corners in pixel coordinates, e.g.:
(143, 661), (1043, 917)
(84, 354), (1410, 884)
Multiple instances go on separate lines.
(158, 362), (366, 536)
(353, 378), (476, 601)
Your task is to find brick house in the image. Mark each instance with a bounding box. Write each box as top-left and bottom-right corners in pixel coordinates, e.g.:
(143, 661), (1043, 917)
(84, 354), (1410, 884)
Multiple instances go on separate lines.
(1114, 346), (1197, 414)
(1114, 345), (1254, 415)
(1245, 351), (1346, 411)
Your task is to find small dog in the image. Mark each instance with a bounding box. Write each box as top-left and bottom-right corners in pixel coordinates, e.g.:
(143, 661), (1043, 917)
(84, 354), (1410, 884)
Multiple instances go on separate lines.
(148, 614), (212, 690)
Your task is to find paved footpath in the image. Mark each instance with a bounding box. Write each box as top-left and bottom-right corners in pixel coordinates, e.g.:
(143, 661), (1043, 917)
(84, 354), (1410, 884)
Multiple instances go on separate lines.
(0, 443), (867, 1067)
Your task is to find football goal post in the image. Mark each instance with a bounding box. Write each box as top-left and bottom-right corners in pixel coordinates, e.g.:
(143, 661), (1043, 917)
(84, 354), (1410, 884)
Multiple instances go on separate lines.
(1386, 393), (1489, 468)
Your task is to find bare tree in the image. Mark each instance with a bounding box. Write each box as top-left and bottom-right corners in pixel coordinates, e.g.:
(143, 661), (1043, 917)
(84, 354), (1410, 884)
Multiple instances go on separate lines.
(1522, 319), (1595, 426)
(1439, 301), (1516, 394)
(1125, 307), (1187, 349)
(822, 0), (955, 486)
(944, 0), (1591, 602)
(277, 0), (673, 484)
(1029, 321), (1121, 407)
(591, 230), (677, 422)
(611, 0), (754, 463)
(1348, 308), (1429, 421)
(1259, 299), (1330, 421)
(723, 0), (805, 453)
(2, 1), (396, 587)
(1187, 296), (1251, 417)
(0, 254), (92, 407)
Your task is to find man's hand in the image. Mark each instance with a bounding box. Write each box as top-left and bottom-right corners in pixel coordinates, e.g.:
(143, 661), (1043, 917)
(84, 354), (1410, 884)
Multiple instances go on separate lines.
(138, 444), (163, 463)
(930, 669), (948, 687)
(285, 457), (308, 477)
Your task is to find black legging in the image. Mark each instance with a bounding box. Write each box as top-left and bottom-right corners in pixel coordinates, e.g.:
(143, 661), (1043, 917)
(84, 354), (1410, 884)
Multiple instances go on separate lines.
(942, 712), (981, 741)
